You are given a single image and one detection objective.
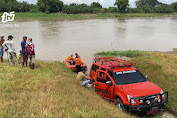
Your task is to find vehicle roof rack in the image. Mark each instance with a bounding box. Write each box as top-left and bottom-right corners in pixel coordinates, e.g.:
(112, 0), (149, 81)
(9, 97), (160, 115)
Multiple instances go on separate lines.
(93, 57), (135, 70)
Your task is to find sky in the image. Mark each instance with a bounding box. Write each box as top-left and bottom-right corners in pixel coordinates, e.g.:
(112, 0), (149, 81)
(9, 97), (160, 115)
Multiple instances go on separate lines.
(17, 0), (177, 8)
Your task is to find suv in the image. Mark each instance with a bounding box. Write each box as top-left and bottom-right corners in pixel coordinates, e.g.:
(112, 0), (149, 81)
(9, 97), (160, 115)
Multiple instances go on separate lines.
(90, 57), (168, 115)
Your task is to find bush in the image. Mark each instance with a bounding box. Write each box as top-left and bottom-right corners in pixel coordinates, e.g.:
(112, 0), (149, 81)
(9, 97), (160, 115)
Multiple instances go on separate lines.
(62, 4), (94, 14)
(108, 7), (117, 12)
(128, 8), (144, 13)
(30, 9), (39, 13)
(101, 8), (108, 13)
(155, 5), (173, 13)
(93, 8), (101, 13)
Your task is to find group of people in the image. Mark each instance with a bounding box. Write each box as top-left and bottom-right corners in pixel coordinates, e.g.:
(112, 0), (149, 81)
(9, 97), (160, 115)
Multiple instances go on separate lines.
(66, 53), (82, 73)
(0, 35), (35, 69)
(66, 53), (92, 87)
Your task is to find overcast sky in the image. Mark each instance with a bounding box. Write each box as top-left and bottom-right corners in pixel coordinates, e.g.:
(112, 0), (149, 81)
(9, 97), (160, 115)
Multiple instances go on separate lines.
(17, 0), (177, 8)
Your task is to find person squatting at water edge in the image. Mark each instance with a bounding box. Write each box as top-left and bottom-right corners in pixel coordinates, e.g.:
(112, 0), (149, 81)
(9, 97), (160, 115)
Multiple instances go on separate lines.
(76, 67), (92, 87)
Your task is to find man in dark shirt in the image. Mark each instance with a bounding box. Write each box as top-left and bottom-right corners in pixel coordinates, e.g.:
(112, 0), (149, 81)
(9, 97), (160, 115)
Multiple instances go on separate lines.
(21, 36), (28, 67)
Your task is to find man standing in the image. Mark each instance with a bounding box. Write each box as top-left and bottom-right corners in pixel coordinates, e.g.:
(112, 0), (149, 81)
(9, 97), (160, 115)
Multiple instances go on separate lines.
(75, 56), (82, 74)
(0, 34), (5, 62)
(26, 38), (35, 69)
(3, 35), (17, 65)
(21, 36), (28, 67)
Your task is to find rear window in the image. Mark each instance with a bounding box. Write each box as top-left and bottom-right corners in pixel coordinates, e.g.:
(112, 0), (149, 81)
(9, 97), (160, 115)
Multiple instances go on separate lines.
(91, 64), (99, 72)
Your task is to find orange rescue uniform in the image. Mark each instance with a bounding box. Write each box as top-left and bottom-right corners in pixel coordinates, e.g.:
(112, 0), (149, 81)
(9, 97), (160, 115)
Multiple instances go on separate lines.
(75, 58), (82, 65)
(66, 56), (73, 61)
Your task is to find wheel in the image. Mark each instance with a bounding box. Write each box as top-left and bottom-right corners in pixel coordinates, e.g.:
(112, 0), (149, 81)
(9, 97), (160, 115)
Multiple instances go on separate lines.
(116, 98), (126, 112)
(158, 108), (165, 116)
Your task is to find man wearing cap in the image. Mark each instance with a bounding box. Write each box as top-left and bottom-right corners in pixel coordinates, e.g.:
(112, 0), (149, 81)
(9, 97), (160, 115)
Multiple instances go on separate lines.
(76, 67), (92, 87)
(0, 34), (5, 62)
(21, 36), (28, 67)
(3, 35), (18, 65)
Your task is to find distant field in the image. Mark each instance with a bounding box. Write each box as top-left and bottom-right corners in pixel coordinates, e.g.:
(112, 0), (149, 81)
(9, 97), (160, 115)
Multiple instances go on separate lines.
(0, 12), (177, 20)
(97, 50), (177, 116)
(0, 60), (133, 118)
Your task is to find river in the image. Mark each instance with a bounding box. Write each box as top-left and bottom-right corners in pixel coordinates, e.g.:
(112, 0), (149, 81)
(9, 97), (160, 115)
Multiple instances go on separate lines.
(1, 17), (177, 69)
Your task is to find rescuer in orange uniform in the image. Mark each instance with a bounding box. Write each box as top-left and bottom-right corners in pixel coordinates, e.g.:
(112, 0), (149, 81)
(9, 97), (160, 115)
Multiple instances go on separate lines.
(66, 54), (74, 65)
(75, 56), (82, 73)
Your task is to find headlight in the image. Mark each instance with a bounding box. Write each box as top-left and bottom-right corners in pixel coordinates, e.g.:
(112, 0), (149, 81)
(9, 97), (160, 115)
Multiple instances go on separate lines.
(160, 90), (165, 98)
(127, 95), (136, 104)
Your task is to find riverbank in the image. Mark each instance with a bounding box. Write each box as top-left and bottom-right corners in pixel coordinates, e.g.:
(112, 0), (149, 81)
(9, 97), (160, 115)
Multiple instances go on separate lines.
(0, 12), (177, 20)
(0, 60), (132, 118)
(97, 50), (177, 116)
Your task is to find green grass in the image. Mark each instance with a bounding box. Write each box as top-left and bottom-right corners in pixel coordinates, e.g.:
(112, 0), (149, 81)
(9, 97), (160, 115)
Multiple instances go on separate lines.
(0, 60), (133, 118)
(0, 12), (177, 20)
(97, 50), (177, 116)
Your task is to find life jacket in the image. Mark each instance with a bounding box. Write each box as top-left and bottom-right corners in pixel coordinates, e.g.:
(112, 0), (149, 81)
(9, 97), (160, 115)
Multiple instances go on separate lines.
(75, 58), (82, 65)
(66, 56), (73, 61)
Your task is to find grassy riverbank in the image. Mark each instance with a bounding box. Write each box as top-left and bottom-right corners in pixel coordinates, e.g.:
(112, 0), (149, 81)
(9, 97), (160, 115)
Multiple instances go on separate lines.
(97, 50), (177, 116)
(0, 12), (177, 20)
(0, 60), (132, 118)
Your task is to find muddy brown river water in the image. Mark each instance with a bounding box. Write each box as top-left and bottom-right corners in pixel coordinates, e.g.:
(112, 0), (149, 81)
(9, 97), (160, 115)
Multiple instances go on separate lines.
(1, 17), (177, 69)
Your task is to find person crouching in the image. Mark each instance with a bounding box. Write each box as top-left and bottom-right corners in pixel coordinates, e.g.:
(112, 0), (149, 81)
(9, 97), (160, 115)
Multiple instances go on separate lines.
(76, 67), (92, 87)
(26, 38), (35, 69)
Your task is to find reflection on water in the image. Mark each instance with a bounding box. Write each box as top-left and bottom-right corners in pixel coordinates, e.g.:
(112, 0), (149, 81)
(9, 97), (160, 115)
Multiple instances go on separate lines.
(1, 17), (177, 68)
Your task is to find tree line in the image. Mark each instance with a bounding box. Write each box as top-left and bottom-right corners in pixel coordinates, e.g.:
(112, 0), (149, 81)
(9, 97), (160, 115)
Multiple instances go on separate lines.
(0, 0), (36, 12)
(0, 0), (177, 14)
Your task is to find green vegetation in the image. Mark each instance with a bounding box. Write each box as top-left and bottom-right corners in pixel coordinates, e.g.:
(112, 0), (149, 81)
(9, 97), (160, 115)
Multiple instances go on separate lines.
(0, 60), (133, 118)
(171, 2), (177, 12)
(62, 4), (96, 14)
(90, 2), (102, 9)
(37, 0), (63, 14)
(115, 0), (129, 13)
(97, 50), (177, 116)
(0, 12), (176, 21)
(133, 0), (173, 13)
(1, 0), (177, 14)
(0, 0), (36, 12)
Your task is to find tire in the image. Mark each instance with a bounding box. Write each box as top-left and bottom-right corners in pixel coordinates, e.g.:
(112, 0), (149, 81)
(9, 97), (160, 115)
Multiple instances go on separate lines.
(116, 98), (126, 112)
(158, 108), (165, 116)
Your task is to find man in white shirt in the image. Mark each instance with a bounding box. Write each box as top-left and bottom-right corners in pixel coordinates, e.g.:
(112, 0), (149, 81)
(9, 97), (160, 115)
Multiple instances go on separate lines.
(3, 35), (18, 65)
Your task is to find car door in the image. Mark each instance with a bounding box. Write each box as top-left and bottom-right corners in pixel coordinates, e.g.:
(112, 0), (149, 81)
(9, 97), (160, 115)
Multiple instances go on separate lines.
(103, 73), (114, 100)
(90, 64), (100, 79)
(95, 70), (114, 100)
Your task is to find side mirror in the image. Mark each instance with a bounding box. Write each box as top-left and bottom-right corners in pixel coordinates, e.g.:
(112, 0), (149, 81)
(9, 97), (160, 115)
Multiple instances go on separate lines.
(145, 75), (148, 79)
(106, 81), (112, 86)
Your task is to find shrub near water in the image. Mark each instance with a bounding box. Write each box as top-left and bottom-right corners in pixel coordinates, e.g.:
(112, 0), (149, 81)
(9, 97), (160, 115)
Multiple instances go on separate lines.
(97, 50), (177, 116)
(0, 60), (132, 118)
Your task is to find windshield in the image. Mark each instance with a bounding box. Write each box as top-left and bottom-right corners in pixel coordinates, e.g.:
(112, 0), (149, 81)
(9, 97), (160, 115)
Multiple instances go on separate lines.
(114, 70), (147, 85)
